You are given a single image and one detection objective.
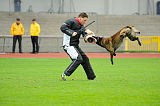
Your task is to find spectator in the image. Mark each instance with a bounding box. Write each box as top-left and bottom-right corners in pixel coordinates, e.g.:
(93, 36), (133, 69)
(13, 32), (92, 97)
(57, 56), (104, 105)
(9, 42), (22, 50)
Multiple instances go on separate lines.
(30, 18), (40, 53)
(10, 18), (24, 53)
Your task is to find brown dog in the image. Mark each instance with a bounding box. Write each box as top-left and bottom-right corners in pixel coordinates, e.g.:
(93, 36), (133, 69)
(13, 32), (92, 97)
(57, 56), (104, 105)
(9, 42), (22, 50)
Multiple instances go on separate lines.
(93, 26), (141, 65)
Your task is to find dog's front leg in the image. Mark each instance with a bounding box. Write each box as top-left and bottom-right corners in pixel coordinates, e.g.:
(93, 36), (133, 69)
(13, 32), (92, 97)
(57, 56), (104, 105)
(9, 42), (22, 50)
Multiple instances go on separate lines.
(137, 37), (142, 46)
(128, 36), (142, 46)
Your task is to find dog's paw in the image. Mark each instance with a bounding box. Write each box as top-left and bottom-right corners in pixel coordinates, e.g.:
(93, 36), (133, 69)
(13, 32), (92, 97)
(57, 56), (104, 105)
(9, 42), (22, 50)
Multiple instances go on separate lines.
(138, 41), (142, 46)
(113, 53), (116, 56)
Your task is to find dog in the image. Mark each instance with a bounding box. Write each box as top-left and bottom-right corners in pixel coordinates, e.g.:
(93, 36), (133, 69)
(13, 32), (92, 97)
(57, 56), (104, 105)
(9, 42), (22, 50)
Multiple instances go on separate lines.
(85, 26), (141, 65)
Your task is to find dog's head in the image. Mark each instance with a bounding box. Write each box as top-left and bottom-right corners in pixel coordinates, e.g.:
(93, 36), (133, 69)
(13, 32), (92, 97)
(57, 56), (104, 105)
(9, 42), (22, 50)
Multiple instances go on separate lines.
(120, 26), (140, 37)
(84, 29), (97, 43)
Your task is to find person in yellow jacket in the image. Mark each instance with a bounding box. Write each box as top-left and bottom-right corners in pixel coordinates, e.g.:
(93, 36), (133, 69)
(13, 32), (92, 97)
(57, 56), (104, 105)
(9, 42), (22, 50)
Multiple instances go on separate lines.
(10, 18), (24, 53)
(30, 18), (40, 53)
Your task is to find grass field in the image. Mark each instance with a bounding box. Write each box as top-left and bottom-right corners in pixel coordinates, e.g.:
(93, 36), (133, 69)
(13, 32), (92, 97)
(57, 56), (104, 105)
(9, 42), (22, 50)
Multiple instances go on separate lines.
(0, 58), (160, 106)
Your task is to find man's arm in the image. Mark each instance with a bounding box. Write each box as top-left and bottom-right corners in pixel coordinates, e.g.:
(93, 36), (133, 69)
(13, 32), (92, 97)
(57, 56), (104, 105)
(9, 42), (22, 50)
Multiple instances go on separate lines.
(21, 24), (24, 35)
(60, 19), (75, 36)
(10, 24), (14, 35)
(36, 24), (40, 35)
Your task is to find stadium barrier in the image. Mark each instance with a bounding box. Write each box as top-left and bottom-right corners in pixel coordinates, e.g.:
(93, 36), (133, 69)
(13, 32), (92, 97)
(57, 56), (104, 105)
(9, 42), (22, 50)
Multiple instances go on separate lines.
(0, 35), (107, 53)
(1, 35), (160, 53)
(125, 36), (160, 52)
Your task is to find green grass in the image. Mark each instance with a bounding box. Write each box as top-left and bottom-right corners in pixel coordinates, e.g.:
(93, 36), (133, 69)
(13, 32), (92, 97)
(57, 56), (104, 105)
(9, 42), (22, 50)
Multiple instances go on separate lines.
(0, 58), (160, 106)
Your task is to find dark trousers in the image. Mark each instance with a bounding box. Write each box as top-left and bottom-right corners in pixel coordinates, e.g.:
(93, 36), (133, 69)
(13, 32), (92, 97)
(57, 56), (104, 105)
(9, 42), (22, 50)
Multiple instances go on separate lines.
(63, 46), (96, 80)
(12, 35), (22, 53)
(31, 36), (39, 53)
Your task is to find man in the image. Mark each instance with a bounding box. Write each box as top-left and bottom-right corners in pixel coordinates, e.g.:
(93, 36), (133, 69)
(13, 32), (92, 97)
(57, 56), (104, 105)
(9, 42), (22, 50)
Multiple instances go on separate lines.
(10, 18), (24, 53)
(30, 18), (40, 53)
(60, 12), (96, 81)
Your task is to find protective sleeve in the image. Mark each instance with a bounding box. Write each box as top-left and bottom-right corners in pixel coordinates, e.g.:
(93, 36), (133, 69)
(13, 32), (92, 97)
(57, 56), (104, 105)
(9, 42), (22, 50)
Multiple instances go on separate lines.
(60, 19), (75, 36)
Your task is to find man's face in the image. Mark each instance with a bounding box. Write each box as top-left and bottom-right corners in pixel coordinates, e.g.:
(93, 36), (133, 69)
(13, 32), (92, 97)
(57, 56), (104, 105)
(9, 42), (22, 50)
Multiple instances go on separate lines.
(79, 17), (88, 25)
(32, 21), (36, 24)
(16, 21), (20, 25)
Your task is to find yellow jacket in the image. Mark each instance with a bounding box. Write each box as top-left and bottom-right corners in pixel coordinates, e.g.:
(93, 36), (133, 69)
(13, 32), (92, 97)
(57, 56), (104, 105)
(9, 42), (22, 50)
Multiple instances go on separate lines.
(10, 22), (24, 35)
(30, 22), (40, 36)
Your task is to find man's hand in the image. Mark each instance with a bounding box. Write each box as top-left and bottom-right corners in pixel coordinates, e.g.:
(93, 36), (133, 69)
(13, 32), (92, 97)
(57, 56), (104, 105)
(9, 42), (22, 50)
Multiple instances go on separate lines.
(72, 32), (77, 36)
(85, 29), (94, 35)
(78, 27), (87, 35)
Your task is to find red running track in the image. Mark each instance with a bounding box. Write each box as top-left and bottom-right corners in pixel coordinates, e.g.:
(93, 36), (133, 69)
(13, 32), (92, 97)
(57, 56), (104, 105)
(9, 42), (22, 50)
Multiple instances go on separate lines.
(0, 53), (160, 58)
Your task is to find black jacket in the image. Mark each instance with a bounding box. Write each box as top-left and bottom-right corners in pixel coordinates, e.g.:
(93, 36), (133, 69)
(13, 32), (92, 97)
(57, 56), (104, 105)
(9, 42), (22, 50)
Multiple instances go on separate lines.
(60, 18), (85, 46)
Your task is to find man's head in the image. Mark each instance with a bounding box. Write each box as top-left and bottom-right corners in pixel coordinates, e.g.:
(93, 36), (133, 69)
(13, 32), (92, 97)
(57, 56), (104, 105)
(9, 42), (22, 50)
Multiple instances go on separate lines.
(32, 18), (36, 24)
(78, 12), (88, 25)
(16, 18), (21, 25)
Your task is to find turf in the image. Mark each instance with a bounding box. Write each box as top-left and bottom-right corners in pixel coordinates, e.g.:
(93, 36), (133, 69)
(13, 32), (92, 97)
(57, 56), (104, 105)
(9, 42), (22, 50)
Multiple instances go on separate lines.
(0, 58), (160, 106)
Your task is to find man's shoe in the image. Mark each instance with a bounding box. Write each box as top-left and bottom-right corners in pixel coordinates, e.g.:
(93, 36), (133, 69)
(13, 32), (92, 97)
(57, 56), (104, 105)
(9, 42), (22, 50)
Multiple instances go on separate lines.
(35, 51), (39, 53)
(61, 73), (67, 81)
(88, 77), (96, 80)
(30, 51), (36, 54)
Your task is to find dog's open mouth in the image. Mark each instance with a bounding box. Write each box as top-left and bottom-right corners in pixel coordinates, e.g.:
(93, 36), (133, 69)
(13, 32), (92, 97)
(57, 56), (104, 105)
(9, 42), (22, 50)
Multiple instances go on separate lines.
(130, 31), (140, 37)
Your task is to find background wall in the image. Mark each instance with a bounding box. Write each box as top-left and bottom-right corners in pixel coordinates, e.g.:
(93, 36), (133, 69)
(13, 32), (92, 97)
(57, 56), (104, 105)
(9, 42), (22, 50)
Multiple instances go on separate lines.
(0, 12), (160, 53)
(0, 0), (160, 53)
(0, 0), (160, 15)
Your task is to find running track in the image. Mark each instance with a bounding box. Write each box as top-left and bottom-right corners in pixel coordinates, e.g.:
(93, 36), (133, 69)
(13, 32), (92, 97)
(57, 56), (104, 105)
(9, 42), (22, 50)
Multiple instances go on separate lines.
(0, 53), (160, 58)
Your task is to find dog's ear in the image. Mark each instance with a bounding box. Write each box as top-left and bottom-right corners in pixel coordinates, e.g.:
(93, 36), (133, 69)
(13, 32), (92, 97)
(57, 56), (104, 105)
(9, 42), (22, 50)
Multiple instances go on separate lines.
(125, 26), (132, 33)
(119, 29), (126, 36)
(120, 27), (132, 36)
(120, 31), (125, 36)
(126, 28), (131, 32)
(126, 26), (135, 30)
(126, 26), (132, 29)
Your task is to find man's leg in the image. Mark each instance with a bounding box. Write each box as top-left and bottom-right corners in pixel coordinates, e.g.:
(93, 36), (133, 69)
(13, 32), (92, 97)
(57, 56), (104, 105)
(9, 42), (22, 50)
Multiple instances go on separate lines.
(31, 36), (35, 53)
(17, 36), (22, 53)
(77, 47), (96, 80)
(35, 36), (39, 53)
(12, 36), (17, 53)
(62, 46), (83, 80)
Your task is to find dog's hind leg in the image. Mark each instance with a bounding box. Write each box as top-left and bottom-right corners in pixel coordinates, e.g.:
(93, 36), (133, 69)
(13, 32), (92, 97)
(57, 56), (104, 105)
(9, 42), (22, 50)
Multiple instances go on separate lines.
(110, 52), (114, 65)
(113, 53), (116, 56)
(105, 49), (114, 65)
(106, 49), (114, 65)
(113, 49), (117, 56)
(106, 41), (115, 65)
